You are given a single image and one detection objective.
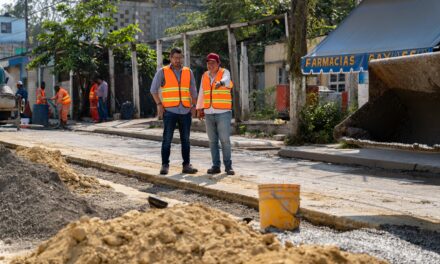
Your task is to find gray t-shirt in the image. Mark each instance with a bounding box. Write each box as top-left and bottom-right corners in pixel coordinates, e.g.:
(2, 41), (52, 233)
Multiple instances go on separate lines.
(150, 65), (197, 115)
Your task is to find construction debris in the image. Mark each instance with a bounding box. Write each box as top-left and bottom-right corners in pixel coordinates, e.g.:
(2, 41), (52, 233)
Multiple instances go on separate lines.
(16, 146), (109, 193)
(12, 204), (388, 264)
(0, 145), (104, 240)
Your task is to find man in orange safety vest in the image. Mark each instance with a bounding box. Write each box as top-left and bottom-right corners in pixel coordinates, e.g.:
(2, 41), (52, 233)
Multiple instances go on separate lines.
(196, 53), (235, 175)
(50, 85), (71, 129)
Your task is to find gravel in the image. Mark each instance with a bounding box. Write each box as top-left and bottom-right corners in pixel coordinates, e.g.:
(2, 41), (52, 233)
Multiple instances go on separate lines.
(73, 164), (440, 264)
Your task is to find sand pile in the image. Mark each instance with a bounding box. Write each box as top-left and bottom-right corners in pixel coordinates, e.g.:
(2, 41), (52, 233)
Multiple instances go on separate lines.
(13, 204), (387, 264)
(0, 145), (104, 240)
(16, 146), (108, 193)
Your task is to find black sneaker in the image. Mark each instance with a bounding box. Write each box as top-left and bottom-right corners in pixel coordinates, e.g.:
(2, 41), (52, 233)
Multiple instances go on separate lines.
(182, 164), (198, 174)
(160, 164), (169, 175)
(226, 168), (235, 175)
(207, 166), (221, 174)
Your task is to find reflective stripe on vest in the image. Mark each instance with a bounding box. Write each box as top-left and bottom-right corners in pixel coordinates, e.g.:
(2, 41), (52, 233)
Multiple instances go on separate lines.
(161, 66), (191, 108)
(202, 68), (233, 110)
(89, 84), (98, 101)
(59, 88), (71, 105)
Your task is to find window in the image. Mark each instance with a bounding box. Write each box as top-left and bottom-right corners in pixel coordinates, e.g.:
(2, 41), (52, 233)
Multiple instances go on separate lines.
(329, 73), (346, 92)
(1, 22), (12, 33)
(277, 67), (288, 84)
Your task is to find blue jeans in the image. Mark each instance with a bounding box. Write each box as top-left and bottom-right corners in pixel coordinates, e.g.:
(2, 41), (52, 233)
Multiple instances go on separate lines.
(205, 111), (232, 169)
(162, 110), (192, 166)
(98, 97), (108, 121)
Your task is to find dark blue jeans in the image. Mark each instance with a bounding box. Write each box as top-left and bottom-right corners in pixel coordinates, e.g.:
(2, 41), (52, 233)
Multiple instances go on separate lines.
(98, 97), (108, 122)
(161, 110), (192, 166)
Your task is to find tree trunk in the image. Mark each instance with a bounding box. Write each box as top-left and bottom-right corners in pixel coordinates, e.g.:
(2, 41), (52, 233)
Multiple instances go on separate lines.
(288, 0), (308, 137)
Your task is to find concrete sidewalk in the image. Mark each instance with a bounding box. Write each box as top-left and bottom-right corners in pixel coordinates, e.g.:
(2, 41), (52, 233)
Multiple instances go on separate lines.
(279, 145), (440, 174)
(71, 119), (284, 150)
(1, 130), (440, 233)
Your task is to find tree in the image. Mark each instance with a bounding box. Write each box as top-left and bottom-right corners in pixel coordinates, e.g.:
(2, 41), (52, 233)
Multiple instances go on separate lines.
(166, 0), (289, 62)
(288, 0), (307, 137)
(28, 0), (149, 119)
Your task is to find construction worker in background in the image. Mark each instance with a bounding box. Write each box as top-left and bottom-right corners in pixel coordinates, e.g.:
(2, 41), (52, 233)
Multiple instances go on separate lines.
(15, 80), (32, 118)
(89, 81), (99, 122)
(95, 77), (108, 122)
(50, 85), (71, 129)
(150, 47), (198, 175)
(196, 53), (235, 175)
(36, 81), (47, 105)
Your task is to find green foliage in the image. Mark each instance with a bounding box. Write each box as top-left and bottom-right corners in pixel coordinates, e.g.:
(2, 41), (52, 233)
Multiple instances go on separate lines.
(238, 124), (247, 135)
(250, 86), (277, 120)
(112, 44), (157, 79)
(28, 0), (138, 77)
(165, 0), (289, 61)
(297, 94), (347, 144)
(308, 0), (357, 37)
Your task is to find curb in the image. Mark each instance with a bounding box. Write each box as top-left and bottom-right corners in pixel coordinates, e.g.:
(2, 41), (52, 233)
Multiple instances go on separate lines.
(278, 148), (440, 174)
(76, 128), (282, 150)
(2, 140), (374, 232)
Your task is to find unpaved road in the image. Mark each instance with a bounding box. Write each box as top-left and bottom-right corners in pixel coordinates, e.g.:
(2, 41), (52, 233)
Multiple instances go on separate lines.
(76, 164), (440, 264)
(0, 142), (439, 264)
(0, 129), (439, 230)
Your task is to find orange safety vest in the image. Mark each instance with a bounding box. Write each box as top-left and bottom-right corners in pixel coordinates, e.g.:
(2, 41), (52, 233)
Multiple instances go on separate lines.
(89, 83), (98, 102)
(161, 65), (191, 108)
(36, 87), (46, 104)
(202, 68), (233, 110)
(57, 88), (71, 105)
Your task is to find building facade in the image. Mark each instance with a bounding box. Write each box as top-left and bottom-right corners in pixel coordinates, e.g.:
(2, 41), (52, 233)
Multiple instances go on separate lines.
(112, 0), (204, 42)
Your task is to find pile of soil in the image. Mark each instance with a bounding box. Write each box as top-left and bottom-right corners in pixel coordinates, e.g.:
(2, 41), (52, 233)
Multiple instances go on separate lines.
(0, 145), (104, 240)
(16, 146), (108, 193)
(13, 204), (387, 264)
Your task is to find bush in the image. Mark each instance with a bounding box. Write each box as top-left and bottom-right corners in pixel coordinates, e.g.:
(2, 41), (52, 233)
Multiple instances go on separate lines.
(298, 97), (347, 144)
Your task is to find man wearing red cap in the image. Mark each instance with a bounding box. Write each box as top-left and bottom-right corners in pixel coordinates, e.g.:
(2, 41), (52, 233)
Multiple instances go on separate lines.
(196, 53), (235, 175)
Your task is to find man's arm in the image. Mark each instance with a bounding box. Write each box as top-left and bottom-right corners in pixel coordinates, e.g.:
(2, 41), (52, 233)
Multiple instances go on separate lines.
(220, 69), (232, 88)
(189, 70), (198, 104)
(150, 69), (165, 118)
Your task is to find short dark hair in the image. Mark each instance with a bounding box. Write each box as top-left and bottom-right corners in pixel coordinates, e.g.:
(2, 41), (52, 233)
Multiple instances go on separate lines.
(41, 81), (45, 87)
(170, 47), (182, 57)
(54, 85), (60, 90)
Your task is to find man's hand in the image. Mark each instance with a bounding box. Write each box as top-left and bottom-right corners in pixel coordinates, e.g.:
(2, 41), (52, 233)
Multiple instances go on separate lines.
(191, 106), (197, 118)
(215, 81), (223, 89)
(197, 109), (205, 120)
(156, 103), (164, 120)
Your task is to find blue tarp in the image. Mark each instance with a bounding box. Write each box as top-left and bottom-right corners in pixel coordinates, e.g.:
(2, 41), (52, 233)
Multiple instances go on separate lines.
(302, 0), (440, 74)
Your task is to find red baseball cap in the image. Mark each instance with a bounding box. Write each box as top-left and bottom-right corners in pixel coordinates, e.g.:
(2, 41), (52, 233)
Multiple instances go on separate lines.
(206, 53), (220, 63)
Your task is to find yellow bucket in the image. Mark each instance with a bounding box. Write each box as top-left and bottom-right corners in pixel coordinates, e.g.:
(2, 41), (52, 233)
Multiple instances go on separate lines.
(258, 184), (300, 230)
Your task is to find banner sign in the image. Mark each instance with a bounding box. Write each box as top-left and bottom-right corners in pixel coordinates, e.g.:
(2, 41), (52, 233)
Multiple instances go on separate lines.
(301, 47), (433, 74)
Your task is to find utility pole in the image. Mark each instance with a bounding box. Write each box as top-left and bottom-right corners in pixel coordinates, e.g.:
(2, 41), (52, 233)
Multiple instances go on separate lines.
(24, 0), (29, 52)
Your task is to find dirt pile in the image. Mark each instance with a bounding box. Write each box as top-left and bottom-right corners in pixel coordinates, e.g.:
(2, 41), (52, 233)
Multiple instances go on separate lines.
(0, 145), (103, 240)
(16, 146), (108, 193)
(13, 204), (387, 264)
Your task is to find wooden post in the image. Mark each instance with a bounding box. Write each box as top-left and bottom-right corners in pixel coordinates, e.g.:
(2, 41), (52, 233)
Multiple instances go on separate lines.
(108, 48), (116, 114)
(156, 39), (163, 70)
(240, 42), (250, 120)
(227, 27), (241, 122)
(131, 43), (140, 118)
(69, 70), (73, 119)
(183, 33), (191, 67)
